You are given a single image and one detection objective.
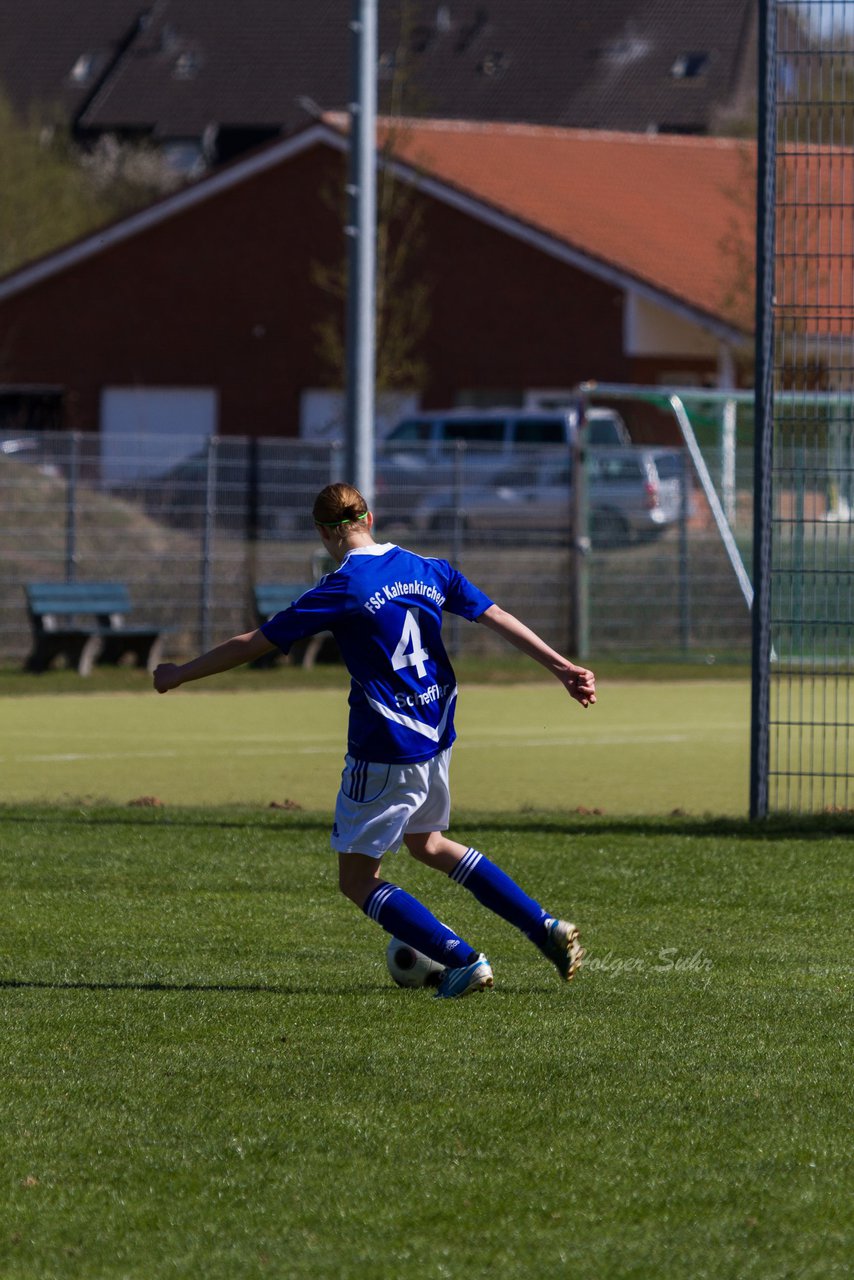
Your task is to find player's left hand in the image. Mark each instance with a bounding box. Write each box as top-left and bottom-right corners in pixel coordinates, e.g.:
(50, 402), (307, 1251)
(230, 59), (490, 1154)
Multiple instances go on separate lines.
(565, 665), (596, 708)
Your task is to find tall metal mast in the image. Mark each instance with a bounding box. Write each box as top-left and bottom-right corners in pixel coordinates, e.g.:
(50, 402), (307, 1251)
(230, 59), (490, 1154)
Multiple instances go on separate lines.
(344, 0), (378, 503)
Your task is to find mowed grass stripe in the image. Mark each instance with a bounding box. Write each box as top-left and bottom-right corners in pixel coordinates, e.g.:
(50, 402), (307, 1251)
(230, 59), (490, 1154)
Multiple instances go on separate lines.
(0, 680), (750, 814)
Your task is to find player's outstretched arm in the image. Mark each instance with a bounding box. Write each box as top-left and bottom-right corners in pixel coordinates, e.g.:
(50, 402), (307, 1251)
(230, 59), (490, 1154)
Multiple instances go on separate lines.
(152, 629), (276, 693)
(476, 604), (596, 708)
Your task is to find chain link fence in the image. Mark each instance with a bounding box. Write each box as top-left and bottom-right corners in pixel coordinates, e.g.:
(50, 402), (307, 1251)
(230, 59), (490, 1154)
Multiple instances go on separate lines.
(1, 427), (756, 668)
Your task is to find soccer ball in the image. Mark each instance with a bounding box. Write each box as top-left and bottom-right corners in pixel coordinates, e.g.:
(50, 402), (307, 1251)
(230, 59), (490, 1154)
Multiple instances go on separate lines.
(385, 937), (446, 988)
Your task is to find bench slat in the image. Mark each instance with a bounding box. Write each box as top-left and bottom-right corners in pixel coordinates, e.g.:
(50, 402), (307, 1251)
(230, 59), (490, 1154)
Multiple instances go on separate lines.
(23, 582), (164, 676)
(252, 582), (336, 670)
(27, 582), (132, 615)
(254, 583), (311, 618)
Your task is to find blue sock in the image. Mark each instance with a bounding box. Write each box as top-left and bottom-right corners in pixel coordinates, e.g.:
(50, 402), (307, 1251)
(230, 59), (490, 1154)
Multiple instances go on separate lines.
(449, 848), (550, 943)
(363, 882), (477, 969)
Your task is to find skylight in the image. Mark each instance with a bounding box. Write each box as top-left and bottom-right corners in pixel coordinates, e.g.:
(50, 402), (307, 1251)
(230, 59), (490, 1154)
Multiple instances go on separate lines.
(173, 50), (201, 81)
(670, 52), (710, 80)
(69, 53), (96, 86)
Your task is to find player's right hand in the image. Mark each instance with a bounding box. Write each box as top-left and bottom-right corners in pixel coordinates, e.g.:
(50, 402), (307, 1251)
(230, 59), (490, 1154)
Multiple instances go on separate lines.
(153, 663), (182, 694)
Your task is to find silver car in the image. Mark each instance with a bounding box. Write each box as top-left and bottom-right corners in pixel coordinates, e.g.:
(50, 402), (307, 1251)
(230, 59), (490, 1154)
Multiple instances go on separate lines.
(410, 448), (687, 545)
(374, 407), (633, 527)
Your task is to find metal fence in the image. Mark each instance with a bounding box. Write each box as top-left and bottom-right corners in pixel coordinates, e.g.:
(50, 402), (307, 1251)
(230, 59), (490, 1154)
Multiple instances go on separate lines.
(752, 0), (854, 814)
(1, 427), (757, 667)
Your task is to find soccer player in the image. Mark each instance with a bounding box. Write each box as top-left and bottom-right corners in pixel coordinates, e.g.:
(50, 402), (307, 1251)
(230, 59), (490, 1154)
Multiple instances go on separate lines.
(153, 483), (596, 998)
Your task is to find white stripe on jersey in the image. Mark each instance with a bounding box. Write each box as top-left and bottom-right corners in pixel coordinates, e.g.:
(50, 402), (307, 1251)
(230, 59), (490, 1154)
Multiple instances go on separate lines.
(363, 685), (458, 744)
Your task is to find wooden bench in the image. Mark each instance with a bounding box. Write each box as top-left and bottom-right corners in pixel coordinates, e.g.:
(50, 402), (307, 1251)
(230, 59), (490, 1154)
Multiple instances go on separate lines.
(24, 582), (166, 677)
(252, 582), (335, 669)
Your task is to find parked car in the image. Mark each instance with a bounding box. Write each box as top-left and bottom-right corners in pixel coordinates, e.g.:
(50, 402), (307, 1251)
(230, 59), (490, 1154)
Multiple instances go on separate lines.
(378, 404), (629, 463)
(106, 440), (338, 535)
(375, 405), (630, 524)
(586, 407), (632, 446)
(408, 447), (686, 546)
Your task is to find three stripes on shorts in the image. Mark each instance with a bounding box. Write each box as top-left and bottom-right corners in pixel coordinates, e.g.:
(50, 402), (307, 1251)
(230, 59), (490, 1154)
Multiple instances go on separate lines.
(345, 758), (371, 802)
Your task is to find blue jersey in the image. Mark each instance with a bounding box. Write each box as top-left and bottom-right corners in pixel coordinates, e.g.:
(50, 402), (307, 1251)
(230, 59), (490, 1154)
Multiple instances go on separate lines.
(260, 543), (493, 764)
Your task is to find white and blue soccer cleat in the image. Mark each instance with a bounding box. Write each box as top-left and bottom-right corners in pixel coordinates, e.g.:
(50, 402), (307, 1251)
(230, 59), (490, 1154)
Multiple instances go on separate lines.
(542, 919), (584, 982)
(434, 953), (494, 998)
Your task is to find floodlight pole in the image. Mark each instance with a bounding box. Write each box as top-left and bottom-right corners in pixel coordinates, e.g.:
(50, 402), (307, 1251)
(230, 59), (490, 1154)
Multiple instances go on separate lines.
(344, 0), (378, 505)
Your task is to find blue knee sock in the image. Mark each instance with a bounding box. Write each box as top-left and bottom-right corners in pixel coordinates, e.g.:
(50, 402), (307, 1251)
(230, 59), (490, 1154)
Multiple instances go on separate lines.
(363, 882), (478, 969)
(449, 848), (550, 943)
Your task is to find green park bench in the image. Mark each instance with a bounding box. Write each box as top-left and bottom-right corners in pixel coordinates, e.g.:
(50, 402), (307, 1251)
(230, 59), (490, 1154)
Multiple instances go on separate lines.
(24, 582), (166, 677)
(252, 582), (336, 669)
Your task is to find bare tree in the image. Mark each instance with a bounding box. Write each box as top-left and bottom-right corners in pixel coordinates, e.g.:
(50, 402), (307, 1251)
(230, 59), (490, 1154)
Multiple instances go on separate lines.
(0, 87), (187, 278)
(312, 0), (432, 395)
(0, 91), (109, 276)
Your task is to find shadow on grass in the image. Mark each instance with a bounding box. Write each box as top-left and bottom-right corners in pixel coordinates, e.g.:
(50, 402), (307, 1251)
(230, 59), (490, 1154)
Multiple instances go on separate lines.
(0, 806), (852, 840)
(0, 977), (388, 996)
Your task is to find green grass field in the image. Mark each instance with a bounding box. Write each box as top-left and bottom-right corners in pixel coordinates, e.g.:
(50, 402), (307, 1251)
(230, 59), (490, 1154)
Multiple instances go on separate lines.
(1, 674), (750, 815)
(2, 674), (851, 1277)
(2, 807), (851, 1279)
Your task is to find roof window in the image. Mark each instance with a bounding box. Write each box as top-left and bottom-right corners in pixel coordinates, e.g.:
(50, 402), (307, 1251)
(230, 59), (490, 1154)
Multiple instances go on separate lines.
(670, 52), (710, 80)
(478, 50), (510, 78)
(599, 29), (652, 68)
(173, 50), (201, 80)
(456, 8), (488, 54)
(69, 53), (96, 86)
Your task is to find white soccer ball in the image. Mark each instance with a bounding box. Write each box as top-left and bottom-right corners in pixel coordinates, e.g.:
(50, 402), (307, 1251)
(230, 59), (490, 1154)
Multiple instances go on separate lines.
(385, 937), (446, 988)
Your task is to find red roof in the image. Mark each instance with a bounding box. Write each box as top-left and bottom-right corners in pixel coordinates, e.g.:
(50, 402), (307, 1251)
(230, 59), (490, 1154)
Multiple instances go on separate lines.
(363, 118), (854, 341)
(3, 113), (850, 344)
(351, 117), (759, 334)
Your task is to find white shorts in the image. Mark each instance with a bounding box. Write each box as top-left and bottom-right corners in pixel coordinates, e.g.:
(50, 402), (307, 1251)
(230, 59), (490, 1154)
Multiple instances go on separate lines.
(331, 748), (452, 857)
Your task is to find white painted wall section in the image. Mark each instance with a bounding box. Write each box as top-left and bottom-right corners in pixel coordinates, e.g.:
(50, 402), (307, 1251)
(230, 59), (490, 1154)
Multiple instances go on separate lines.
(624, 292), (720, 358)
(100, 386), (218, 482)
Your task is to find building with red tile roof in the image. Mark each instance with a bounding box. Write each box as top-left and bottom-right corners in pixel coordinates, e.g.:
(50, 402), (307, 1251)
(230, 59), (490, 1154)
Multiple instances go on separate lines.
(0, 117), (844, 442)
(362, 116), (758, 338)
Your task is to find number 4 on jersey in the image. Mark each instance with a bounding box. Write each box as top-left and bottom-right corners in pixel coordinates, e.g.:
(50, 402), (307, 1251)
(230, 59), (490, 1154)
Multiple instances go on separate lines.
(391, 608), (429, 678)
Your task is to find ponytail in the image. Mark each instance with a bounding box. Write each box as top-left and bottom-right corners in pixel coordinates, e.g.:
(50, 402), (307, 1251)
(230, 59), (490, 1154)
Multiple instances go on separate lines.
(313, 483), (369, 530)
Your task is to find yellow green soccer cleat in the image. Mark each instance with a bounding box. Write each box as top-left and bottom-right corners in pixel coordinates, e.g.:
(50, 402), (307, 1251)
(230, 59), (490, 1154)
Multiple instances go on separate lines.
(543, 919), (584, 982)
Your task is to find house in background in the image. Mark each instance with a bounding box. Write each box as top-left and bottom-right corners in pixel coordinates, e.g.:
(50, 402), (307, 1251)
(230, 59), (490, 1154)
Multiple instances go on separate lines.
(0, 118), (756, 448)
(0, 118), (757, 457)
(0, 1), (759, 174)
